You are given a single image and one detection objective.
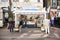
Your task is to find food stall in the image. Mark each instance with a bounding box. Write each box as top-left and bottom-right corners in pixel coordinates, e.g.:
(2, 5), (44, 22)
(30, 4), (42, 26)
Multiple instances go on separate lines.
(14, 10), (46, 27)
(13, 7), (46, 31)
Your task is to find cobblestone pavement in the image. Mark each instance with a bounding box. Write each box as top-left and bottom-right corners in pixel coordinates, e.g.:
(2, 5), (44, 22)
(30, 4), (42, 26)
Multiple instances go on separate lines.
(0, 27), (60, 40)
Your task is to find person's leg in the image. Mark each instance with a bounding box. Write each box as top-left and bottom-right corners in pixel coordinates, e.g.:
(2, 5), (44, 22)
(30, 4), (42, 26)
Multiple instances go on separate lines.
(52, 20), (54, 26)
(45, 26), (47, 34)
(19, 25), (22, 32)
(11, 28), (14, 32)
(46, 25), (50, 34)
(47, 26), (50, 34)
(51, 20), (53, 26)
(10, 28), (11, 32)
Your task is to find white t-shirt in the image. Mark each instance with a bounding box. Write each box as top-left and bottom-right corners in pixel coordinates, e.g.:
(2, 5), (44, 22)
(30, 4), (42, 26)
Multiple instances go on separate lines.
(51, 16), (54, 20)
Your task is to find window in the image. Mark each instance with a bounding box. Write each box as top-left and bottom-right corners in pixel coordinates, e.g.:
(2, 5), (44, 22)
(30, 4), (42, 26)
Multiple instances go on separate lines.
(57, 0), (60, 6)
(13, 0), (19, 2)
(43, 0), (47, 7)
(37, 0), (40, 2)
(1, 0), (8, 2)
(52, 0), (57, 7)
(51, 0), (57, 8)
(24, 0), (29, 2)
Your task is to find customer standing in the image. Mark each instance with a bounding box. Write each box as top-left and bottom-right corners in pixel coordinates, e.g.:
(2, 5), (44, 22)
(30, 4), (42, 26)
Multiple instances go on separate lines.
(18, 17), (24, 32)
(8, 18), (14, 32)
(50, 11), (55, 27)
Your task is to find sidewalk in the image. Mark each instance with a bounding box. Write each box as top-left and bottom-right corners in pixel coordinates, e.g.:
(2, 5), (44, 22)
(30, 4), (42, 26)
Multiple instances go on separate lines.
(0, 28), (48, 38)
(0, 28), (60, 40)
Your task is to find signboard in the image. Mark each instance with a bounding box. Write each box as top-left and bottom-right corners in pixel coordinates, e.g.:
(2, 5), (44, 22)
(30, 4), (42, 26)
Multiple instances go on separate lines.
(0, 21), (3, 27)
(58, 12), (60, 17)
(22, 6), (42, 11)
(12, 6), (42, 11)
(0, 9), (3, 19)
(0, 9), (3, 27)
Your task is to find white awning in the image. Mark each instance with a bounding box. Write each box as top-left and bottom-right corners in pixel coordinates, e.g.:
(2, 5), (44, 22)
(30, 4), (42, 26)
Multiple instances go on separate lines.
(13, 10), (46, 14)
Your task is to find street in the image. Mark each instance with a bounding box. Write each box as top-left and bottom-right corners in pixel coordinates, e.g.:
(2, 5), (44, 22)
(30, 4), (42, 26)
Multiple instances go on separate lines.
(0, 27), (60, 40)
(0, 0), (60, 40)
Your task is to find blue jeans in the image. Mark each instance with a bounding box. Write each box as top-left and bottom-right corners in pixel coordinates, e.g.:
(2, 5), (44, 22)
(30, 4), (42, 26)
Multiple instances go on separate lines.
(51, 20), (54, 26)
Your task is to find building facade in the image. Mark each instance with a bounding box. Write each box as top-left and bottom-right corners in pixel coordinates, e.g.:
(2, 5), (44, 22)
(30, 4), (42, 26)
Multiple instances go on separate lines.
(50, 0), (60, 27)
(51, 0), (60, 9)
(12, 0), (43, 8)
(0, 0), (9, 7)
(0, 0), (9, 27)
(50, 0), (60, 17)
(11, 0), (45, 12)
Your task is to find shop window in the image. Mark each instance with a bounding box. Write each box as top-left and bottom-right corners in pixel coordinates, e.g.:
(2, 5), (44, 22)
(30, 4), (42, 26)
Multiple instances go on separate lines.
(13, 0), (19, 2)
(57, 0), (60, 6)
(51, 0), (57, 8)
(43, 0), (47, 7)
(56, 12), (60, 17)
(57, 0), (60, 9)
(1, 0), (8, 2)
(43, 0), (45, 7)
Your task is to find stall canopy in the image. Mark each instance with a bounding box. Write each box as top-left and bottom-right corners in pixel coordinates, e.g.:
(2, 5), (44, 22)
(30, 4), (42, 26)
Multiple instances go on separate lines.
(13, 6), (46, 14)
(13, 10), (46, 14)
